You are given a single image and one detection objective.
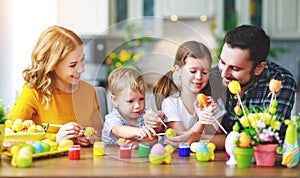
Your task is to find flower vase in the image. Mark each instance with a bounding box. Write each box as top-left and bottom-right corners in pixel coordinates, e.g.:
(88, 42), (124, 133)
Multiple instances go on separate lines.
(0, 124), (5, 158)
(234, 147), (254, 168)
(253, 144), (278, 166)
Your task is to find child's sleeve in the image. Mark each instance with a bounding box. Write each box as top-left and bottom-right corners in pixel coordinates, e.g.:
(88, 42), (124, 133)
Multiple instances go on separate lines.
(101, 110), (124, 144)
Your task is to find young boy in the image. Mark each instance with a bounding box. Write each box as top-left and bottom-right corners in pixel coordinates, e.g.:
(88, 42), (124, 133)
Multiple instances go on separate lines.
(102, 67), (156, 147)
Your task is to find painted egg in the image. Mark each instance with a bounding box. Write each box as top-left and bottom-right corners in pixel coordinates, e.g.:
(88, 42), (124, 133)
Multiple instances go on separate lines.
(197, 93), (208, 107)
(238, 132), (251, 148)
(190, 142), (197, 152)
(150, 143), (165, 156)
(58, 139), (74, 150)
(165, 128), (176, 138)
(32, 142), (43, 153)
(228, 80), (241, 94)
(234, 105), (242, 116)
(269, 79), (282, 93)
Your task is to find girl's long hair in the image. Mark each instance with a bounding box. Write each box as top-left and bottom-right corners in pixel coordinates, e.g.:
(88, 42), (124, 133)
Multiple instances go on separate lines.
(153, 41), (212, 110)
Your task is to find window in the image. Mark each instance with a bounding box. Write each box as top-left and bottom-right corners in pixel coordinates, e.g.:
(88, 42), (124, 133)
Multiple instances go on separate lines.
(250, 0), (262, 27)
(143, 0), (154, 16)
(224, 0), (237, 31)
(109, 0), (161, 36)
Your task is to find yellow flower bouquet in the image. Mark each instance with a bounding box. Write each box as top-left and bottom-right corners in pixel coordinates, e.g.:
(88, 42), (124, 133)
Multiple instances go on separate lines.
(227, 79), (284, 167)
(228, 79), (282, 147)
(233, 107), (281, 146)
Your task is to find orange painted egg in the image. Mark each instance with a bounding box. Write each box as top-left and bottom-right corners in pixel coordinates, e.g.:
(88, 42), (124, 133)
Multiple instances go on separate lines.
(234, 105), (242, 116)
(269, 79), (282, 93)
(238, 132), (251, 148)
(197, 93), (208, 107)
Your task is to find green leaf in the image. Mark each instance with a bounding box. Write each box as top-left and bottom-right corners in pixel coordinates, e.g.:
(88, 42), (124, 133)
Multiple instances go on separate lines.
(244, 127), (256, 139)
(0, 107), (5, 118)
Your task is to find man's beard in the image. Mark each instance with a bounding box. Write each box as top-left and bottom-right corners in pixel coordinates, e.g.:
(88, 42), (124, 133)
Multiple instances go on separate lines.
(240, 75), (256, 89)
(240, 68), (256, 90)
(225, 69), (256, 90)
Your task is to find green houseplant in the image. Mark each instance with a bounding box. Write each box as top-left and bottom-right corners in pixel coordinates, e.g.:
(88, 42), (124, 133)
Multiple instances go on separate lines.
(105, 23), (152, 75)
(0, 99), (8, 154)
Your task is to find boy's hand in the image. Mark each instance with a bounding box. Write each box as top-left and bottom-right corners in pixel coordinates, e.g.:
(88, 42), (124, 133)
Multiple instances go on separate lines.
(130, 142), (139, 149)
(137, 125), (156, 140)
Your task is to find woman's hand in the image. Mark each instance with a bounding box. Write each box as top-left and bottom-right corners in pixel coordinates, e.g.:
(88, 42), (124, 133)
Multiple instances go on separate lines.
(76, 129), (98, 146)
(56, 122), (82, 143)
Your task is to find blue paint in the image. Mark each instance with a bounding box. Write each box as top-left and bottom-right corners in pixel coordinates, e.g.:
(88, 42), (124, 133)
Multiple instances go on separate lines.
(178, 143), (190, 157)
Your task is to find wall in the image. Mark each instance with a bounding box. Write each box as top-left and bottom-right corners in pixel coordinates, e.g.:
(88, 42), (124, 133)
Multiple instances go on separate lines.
(0, 0), (14, 106)
(270, 41), (300, 86)
(88, 18), (217, 87)
(10, 0), (57, 106)
(82, 18), (300, 114)
(270, 41), (300, 115)
(0, 0), (110, 108)
(139, 19), (217, 86)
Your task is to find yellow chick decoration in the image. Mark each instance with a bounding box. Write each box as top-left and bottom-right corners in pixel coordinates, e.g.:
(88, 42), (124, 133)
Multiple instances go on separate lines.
(207, 142), (216, 161)
(195, 141), (210, 162)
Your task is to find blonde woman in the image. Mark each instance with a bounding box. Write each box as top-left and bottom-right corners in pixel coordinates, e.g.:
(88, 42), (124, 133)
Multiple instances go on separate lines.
(8, 26), (102, 146)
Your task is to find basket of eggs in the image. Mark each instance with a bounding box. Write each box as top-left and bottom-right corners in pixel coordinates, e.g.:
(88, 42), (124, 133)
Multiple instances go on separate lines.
(4, 118), (46, 143)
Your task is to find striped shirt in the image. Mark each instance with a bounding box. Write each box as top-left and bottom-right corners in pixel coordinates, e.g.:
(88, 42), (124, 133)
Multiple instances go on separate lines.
(101, 108), (146, 145)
